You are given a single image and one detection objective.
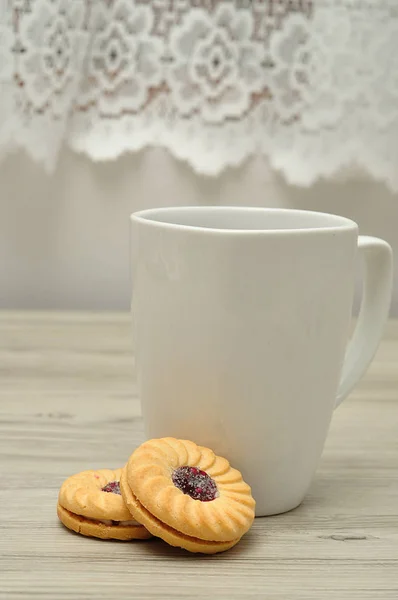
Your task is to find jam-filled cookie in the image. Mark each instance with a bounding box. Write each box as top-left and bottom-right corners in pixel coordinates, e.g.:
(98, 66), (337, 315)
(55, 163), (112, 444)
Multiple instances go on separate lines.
(57, 468), (152, 540)
(120, 438), (255, 553)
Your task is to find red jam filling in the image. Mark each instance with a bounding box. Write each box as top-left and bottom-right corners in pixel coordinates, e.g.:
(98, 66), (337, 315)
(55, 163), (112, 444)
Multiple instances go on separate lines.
(172, 466), (218, 501)
(101, 481), (121, 495)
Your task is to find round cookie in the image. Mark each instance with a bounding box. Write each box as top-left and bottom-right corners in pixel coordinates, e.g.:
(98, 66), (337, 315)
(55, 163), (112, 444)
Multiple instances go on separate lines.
(57, 468), (152, 540)
(120, 438), (255, 553)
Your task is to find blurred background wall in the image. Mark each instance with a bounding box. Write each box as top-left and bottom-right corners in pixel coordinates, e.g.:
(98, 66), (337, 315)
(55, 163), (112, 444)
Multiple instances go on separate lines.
(1, 147), (397, 313)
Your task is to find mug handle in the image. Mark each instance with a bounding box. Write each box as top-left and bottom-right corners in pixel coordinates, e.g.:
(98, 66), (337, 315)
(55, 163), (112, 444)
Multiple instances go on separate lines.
(335, 236), (393, 408)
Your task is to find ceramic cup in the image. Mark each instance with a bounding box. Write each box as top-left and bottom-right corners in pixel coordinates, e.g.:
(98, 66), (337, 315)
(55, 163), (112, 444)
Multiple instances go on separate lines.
(130, 207), (392, 516)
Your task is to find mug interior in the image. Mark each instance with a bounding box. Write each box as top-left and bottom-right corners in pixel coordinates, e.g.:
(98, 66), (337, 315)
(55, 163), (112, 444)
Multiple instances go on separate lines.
(132, 207), (356, 233)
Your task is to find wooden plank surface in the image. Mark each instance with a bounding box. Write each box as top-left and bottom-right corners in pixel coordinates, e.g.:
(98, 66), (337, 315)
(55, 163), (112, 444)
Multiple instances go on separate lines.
(0, 312), (397, 600)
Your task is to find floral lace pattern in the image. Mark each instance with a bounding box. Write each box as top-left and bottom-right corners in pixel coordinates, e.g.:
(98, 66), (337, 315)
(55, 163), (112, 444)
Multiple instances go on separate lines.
(168, 5), (265, 122)
(1, 0), (398, 189)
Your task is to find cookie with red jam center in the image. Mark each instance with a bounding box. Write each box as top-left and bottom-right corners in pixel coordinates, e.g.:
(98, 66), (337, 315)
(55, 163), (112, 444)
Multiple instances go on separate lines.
(57, 468), (152, 540)
(120, 438), (255, 553)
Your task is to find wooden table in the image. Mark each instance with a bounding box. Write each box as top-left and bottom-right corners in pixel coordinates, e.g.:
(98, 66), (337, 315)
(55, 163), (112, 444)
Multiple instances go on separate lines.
(1, 313), (397, 600)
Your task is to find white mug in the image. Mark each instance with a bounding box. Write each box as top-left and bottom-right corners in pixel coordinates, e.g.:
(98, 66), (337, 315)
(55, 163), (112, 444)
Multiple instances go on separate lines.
(130, 207), (392, 517)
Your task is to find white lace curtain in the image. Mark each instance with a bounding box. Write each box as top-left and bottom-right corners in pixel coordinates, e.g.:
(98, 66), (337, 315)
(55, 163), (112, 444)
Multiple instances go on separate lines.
(0, 0), (397, 189)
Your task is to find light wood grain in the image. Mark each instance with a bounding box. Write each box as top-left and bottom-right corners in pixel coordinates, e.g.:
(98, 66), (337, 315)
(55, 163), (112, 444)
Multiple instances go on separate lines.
(0, 312), (397, 600)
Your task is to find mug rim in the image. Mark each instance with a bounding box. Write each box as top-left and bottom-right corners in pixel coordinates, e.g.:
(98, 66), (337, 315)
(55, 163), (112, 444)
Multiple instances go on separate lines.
(130, 206), (358, 235)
